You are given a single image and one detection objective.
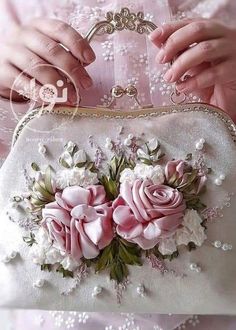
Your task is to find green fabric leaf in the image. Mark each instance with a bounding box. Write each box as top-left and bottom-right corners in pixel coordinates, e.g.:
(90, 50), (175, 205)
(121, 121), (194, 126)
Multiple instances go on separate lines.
(41, 264), (52, 272)
(56, 265), (74, 278)
(44, 166), (54, 195)
(31, 163), (40, 171)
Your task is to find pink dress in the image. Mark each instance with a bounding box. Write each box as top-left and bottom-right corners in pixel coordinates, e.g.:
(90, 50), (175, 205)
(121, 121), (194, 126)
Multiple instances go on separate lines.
(0, 0), (236, 329)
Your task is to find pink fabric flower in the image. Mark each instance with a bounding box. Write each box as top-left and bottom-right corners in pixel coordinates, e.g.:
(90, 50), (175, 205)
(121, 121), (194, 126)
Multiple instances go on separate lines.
(42, 185), (113, 261)
(165, 159), (207, 194)
(165, 160), (189, 181)
(113, 179), (186, 250)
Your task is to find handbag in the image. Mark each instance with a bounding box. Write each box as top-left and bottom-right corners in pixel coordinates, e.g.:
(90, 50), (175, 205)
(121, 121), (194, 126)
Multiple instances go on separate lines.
(0, 8), (236, 314)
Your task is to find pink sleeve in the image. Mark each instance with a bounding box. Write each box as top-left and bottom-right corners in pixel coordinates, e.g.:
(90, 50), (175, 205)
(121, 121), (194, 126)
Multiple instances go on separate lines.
(169, 0), (236, 27)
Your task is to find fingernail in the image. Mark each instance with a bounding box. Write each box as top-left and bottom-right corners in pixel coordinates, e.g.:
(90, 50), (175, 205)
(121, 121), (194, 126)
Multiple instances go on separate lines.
(149, 28), (163, 41)
(81, 76), (93, 89)
(83, 48), (96, 63)
(164, 70), (174, 82)
(176, 82), (186, 92)
(156, 48), (165, 63)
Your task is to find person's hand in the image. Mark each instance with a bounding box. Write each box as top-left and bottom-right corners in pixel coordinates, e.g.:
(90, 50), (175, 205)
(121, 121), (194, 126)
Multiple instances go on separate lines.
(150, 19), (236, 121)
(0, 18), (96, 104)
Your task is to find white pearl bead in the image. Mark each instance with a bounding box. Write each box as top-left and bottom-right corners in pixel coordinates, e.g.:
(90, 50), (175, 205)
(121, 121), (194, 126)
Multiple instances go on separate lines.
(137, 284), (145, 296)
(33, 279), (45, 288)
(190, 263), (197, 271)
(9, 251), (17, 259)
(195, 142), (204, 151)
(92, 286), (102, 297)
(227, 244), (233, 250)
(215, 178), (223, 186)
(105, 142), (113, 150)
(128, 134), (134, 140)
(213, 240), (222, 248)
(124, 138), (132, 147)
(199, 138), (205, 144)
(106, 138), (112, 143)
(222, 243), (229, 251)
(219, 174), (226, 181)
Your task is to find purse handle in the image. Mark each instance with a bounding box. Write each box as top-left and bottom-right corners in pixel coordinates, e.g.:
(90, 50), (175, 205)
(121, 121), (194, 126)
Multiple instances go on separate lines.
(84, 7), (186, 108)
(85, 7), (157, 42)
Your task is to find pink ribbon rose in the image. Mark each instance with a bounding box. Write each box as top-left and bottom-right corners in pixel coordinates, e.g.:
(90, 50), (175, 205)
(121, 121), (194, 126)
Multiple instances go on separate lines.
(42, 185), (113, 261)
(113, 179), (186, 250)
(165, 159), (207, 194)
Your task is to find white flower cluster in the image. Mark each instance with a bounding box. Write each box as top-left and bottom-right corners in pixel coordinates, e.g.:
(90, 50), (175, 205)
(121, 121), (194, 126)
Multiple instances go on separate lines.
(120, 163), (165, 185)
(30, 228), (79, 271)
(158, 210), (207, 255)
(56, 141), (98, 189)
(56, 167), (98, 189)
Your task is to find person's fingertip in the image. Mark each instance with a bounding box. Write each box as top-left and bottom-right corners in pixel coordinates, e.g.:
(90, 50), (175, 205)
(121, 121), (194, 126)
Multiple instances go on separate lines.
(176, 82), (188, 92)
(83, 47), (96, 63)
(80, 76), (93, 89)
(149, 27), (163, 41)
(155, 48), (166, 63)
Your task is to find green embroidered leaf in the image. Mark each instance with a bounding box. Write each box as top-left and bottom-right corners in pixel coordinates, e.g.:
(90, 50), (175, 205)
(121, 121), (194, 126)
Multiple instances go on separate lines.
(31, 162), (40, 172)
(94, 237), (142, 284)
(23, 232), (36, 247)
(110, 261), (128, 283)
(187, 242), (197, 251)
(56, 265), (74, 278)
(34, 181), (55, 202)
(109, 155), (134, 182)
(75, 162), (87, 168)
(85, 162), (97, 172)
(139, 157), (153, 165)
(186, 197), (206, 212)
(146, 245), (179, 261)
(44, 166), (54, 195)
(41, 264), (52, 272)
(100, 175), (118, 200)
(59, 157), (71, 169)
(177, 170), (198, 190)
(162, 250), (179, 261)
(95, 244), (113, 272)
(119, 244), (142, 266)
(185, 153), (193, 161)
(30, 171), (55, 209)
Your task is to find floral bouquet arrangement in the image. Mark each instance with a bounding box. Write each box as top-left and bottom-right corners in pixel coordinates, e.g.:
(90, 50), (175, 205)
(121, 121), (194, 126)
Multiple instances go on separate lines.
(17, 138), (208, 285)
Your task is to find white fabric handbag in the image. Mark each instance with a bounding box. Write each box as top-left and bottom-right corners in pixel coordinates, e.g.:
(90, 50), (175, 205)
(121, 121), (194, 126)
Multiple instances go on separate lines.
(0, 8), (236, 314)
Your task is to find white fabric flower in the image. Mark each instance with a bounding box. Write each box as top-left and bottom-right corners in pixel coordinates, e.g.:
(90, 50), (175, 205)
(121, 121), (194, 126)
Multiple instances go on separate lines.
(45, 247), (63, 265)
(66, 141), (76, 153)
(134, 164), (165, 184)
(35, 227), (52, 249)
(175, 210), (207, 247)
(60, 151), (74, 167)
(119, 164), (165, 185)
(56, 168), (98, 189)
(120, 168), (136, 184)
(61, 255), (80, 272)
(147, 138), (159, 151)
(158, 237), (177, 255)
(30, 245), (46, 265)
(73, 150), (87, 165)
